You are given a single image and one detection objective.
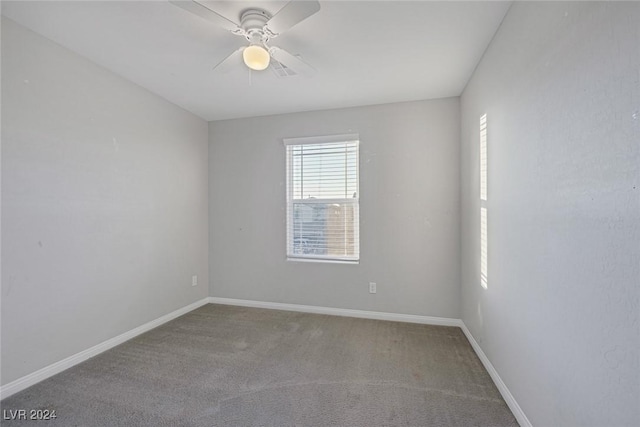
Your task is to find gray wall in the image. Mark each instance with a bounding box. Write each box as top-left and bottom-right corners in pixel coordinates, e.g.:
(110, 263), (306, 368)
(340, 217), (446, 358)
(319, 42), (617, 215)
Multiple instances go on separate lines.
(1, 18), (209, 385)
(209, 99), (460, 318)
(460, 2), (639, 426)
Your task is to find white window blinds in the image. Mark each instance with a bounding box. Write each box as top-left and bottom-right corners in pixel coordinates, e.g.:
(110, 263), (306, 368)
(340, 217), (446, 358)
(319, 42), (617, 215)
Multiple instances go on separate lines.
(285, 134), (360, 262)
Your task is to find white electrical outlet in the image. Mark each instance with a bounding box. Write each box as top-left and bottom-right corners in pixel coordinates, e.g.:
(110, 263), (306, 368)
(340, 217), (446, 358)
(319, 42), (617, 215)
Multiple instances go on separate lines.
(369, 282), (376, 294)
(192, 275), (198, 287)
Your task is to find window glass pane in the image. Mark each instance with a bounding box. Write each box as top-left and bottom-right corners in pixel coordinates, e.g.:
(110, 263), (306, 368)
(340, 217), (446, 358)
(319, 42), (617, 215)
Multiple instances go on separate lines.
(291, 202), (359, 258)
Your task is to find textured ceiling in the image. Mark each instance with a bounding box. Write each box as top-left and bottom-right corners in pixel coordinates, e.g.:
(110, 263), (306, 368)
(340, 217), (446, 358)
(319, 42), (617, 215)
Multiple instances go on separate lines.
(2, 1), (511, 121)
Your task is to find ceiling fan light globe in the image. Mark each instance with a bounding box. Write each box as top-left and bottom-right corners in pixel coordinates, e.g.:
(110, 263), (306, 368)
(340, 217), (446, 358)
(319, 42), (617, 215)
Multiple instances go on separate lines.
(243, 45), (270, 71)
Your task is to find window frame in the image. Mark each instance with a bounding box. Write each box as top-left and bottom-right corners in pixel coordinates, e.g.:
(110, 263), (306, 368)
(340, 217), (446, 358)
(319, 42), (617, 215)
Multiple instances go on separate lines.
(284, 133), (360, 264)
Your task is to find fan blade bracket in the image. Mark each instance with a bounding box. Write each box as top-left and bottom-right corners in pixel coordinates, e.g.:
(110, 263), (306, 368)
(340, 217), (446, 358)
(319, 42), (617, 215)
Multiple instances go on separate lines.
(263, 26), (278, 39)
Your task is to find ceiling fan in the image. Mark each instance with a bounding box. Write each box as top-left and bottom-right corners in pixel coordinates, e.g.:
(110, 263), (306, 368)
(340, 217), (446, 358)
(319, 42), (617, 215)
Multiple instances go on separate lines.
(170, 0), (320, 76)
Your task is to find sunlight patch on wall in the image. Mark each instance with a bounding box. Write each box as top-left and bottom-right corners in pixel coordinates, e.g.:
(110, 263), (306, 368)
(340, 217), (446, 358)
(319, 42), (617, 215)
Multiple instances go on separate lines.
(480, 114), (488, 289)
(480, 113), (488, 202)
(480, 206), (488, 289)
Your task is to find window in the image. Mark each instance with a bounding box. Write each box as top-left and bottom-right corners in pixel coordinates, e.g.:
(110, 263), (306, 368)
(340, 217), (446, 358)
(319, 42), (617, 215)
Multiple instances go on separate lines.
(480, 114), (488, 289)
(284, 134), (360, 263)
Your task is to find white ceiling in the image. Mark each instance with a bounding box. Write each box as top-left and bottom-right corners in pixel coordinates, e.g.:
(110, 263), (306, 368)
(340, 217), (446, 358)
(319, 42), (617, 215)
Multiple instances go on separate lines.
(1, 1), (510, 121)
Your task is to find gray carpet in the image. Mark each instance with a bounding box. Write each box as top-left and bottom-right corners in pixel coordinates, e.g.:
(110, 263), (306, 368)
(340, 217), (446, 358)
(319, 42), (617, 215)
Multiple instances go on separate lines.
(1, 304), (518, 426)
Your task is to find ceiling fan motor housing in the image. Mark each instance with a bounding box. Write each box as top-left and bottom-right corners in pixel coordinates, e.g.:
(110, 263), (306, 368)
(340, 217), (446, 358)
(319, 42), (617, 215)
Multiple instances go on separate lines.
(240, 9), (272, 43)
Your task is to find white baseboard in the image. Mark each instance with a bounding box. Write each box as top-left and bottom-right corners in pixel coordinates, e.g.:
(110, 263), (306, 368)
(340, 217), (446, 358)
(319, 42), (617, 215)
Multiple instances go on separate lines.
(209, 297), (463, 327)
(460, 323), (532, 427)
(0, 297), (210, 400)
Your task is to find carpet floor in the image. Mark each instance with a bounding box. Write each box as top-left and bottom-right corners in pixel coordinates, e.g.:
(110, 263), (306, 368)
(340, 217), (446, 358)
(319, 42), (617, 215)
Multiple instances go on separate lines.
(1, 304), (518, 426)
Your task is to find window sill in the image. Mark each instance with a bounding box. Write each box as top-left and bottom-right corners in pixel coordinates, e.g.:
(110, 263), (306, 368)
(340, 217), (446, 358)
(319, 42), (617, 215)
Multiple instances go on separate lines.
(287, 257), (359, 265)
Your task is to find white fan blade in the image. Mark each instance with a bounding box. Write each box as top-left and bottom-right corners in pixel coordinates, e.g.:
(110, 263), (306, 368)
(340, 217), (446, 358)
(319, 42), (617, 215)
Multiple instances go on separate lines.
(269, 46), (316, 77)
(266, 0), (320, 36)
(169, 0), (241, 33)
(213, 47), (245, 73)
